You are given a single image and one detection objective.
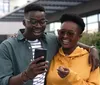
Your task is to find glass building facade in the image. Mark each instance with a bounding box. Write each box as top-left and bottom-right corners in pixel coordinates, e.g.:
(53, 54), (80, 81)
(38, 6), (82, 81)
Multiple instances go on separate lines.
(49, 14), (100, 35)
(0, 0), (10, 14)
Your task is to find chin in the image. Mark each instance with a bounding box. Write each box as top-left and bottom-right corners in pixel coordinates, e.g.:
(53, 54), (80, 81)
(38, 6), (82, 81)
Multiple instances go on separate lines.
(62, 45), (71, 49)
(62, 44), (69, 47)
(34, 34), (42, 38)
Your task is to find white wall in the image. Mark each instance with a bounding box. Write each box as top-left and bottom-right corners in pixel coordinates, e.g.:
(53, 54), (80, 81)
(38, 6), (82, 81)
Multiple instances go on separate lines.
(10, 0), (27, 11)
(0, 22), (24, 35)
(0, 0), (37, 35)
(10, 0), (37, 12)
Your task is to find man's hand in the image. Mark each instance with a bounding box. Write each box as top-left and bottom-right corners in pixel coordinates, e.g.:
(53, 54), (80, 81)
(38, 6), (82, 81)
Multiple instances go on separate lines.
(57, 66), (69, 78)
(77, 42), (99, 71)
(89, 47), (99, 71)
(24, 56), (48, 80)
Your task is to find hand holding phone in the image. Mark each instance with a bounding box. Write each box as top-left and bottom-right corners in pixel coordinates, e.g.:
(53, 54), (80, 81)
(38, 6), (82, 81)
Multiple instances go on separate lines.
(34, 48), (47, 64)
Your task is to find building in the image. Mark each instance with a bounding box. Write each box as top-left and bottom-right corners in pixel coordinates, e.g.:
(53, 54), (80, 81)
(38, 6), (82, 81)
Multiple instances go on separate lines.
(0, 0), (100, 40)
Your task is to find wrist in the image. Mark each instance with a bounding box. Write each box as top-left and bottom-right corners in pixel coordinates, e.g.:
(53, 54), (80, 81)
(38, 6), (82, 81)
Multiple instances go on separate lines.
(89, 46), (95, 52)
(20, 71), (30, 83)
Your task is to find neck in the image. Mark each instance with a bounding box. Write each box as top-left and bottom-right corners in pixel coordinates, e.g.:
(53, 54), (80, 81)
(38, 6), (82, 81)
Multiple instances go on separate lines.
(23, 32), (37, 41)
(63, 45), (77, 55)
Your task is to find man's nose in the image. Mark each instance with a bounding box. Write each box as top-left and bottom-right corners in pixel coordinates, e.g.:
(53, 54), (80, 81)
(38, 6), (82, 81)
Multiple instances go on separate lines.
(36, 23), (41, 27)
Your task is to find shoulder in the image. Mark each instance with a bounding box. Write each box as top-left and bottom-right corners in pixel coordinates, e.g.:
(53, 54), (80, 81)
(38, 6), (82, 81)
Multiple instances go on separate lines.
(1, 37), (16, 44)
(76, 46), (89, 55)
(0, 37), (18, 48)
(45, 32), (57, 38)
(45, 32), (58, 41)
(44, 32), (61, 47)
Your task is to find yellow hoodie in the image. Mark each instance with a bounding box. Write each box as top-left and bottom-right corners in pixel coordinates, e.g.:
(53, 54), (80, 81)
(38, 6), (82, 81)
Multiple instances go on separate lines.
(47, 46), (100, 85)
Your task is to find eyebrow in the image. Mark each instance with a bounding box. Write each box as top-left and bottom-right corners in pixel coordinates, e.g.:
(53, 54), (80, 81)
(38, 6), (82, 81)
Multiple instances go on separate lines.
(61, 29), (74, 31)
(30, 18), (46, 20)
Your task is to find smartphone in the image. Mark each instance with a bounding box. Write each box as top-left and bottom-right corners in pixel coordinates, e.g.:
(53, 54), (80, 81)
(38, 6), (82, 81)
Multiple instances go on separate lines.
(34, 48), (47, 64)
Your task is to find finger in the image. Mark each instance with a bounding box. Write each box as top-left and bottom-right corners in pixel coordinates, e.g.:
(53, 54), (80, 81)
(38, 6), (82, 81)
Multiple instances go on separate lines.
(57, 69), (66, 78)
(31, 56), (44, 64)
(91, 55), (99, 71)
(89, 55), (97, 71)
(92, 56), (96, 71)
(63, 67), (69, 71)
(58, 72), (63, 78)
(36, 61), (49, 67)
(36, 70), (47, 75)
(95, 58), (99, 68)
(57, 68), (66, 75)
(57, 68), (69, 74)
(36, 64), (48, 71)
(92, 59), (99, 71)
(29, 61), (48, 72)
(91, 56), (94, 71)
(88, 54), (92, 65)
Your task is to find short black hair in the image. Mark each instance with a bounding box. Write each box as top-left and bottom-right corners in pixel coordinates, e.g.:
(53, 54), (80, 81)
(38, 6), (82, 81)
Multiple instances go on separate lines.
(24, 4), (45, 14)
(60, 13), (85, 33)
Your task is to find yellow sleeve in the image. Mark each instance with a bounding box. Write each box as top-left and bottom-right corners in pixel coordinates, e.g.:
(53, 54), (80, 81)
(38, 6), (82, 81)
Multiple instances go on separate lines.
(65, 67), (100, 85)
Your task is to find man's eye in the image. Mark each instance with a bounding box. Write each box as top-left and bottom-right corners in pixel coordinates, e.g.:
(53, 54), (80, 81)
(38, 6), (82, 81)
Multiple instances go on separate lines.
(40, 20), (46, 23)
(31, 20), (37, 24)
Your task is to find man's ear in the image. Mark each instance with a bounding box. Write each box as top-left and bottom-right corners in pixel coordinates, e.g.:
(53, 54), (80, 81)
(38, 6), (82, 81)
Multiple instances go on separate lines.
(23, 20), (26, 26)
(57, 29), (60, 35)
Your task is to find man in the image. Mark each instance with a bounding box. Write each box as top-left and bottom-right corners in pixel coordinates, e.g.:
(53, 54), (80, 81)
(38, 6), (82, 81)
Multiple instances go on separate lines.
(0, 4), (99, 85)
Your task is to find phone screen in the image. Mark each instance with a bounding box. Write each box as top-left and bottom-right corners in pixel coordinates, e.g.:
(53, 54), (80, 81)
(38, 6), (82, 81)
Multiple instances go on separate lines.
(34, 48), (47, 63)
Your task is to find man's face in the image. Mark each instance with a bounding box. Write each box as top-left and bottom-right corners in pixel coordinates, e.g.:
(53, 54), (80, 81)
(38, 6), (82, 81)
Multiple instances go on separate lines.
(23, 11), (47, 39)
(58, 21), (82, 49)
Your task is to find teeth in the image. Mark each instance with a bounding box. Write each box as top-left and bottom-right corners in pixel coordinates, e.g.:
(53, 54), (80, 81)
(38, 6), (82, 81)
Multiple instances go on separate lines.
(34, 31), (41, 33)
(33, 32), (41, 36)
(63, 40), (69, 44)
(33, 30), (42, 35)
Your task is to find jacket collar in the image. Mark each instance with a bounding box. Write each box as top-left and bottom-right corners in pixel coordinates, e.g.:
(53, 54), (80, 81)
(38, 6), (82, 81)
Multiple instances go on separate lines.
(17, 29), (47, 42)
(17, 29), (25, 41)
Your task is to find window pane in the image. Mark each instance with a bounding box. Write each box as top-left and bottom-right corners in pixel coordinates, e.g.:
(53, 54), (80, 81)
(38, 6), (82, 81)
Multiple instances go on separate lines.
(87, 23), (98, 33)
(50, 22), (61, 31)
(87, 14), (98, 23)
(50, 22), (61, 35)
(50, 23), (55, 31)
(99, 14), (100, 21)
(83, 25), (87, 33)
(0, 0), (3, 3)
(82, 17), (86, 24)
(4, 3), (9, 12)
(0, 0), (9, 14)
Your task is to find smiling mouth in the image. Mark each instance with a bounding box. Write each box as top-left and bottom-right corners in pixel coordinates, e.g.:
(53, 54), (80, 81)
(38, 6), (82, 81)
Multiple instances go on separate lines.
(33, 30), (42, 36)
(62, 40), (70, 44)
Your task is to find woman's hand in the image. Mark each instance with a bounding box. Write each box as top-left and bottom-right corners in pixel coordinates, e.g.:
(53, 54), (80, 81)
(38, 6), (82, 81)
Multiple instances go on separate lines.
(57, 66), (69, 78)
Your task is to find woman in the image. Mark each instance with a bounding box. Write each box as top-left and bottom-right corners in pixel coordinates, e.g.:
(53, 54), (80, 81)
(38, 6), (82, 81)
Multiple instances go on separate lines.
(46, 14), (100, 85)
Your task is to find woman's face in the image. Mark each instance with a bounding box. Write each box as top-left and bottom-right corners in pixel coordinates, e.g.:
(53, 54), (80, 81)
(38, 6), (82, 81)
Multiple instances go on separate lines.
(58, 21), (82, 49)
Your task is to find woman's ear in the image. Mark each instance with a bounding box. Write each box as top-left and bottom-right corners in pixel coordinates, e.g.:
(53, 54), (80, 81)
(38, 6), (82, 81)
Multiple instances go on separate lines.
(78, 34), (82, 40)
(79, 34), (82, 38)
